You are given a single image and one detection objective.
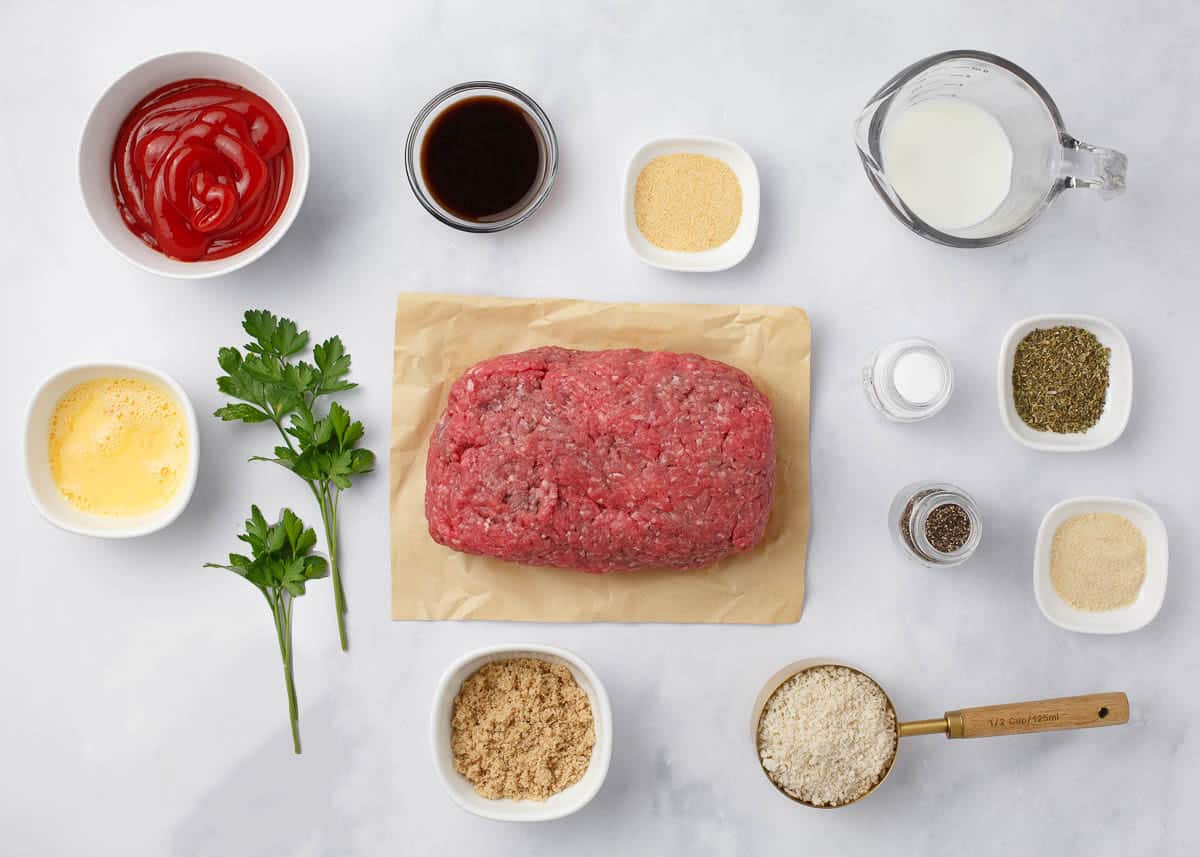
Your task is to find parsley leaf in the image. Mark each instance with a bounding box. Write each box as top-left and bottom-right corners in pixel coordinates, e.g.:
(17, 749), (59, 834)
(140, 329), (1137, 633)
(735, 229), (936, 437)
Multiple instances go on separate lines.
(205, 506), (328, 753)
(214, 403), (271, 424)
(313, 336), (357, 395)
(215, 311), (373, 651)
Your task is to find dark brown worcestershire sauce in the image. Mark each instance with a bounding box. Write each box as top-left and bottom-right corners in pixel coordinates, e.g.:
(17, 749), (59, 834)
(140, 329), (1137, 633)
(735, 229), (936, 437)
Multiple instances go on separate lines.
(420, 96), (542, 221)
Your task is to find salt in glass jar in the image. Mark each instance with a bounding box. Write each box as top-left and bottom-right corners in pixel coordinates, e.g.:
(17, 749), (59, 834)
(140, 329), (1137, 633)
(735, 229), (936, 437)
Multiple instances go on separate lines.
(863, 338), (953, 422)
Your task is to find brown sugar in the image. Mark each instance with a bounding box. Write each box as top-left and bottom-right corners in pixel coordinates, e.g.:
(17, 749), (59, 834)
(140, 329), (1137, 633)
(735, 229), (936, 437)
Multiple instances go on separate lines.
(450, 657), (595, 801)
(634, 153), (742, 251)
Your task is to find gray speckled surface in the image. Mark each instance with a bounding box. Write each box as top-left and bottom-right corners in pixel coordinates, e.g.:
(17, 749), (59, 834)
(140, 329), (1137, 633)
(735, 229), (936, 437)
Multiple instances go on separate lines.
(2, 1), (1197, 854)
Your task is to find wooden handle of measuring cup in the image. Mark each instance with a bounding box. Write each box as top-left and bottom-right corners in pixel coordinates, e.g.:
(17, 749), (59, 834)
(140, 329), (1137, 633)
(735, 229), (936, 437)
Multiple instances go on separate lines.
(949, 692), (1129, 739)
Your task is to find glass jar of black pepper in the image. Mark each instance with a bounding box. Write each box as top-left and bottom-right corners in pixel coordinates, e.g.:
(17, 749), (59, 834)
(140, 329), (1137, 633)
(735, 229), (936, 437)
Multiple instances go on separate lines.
(890, 482), (982, 567)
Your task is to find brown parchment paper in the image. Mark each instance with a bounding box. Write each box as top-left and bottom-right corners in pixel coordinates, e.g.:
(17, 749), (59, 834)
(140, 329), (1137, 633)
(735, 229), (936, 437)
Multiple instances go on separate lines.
(390, 293), (811, 624)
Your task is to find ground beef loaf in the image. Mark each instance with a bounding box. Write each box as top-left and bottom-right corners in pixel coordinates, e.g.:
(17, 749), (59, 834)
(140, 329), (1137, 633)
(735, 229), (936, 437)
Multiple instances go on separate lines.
(425, 347), (775, 572)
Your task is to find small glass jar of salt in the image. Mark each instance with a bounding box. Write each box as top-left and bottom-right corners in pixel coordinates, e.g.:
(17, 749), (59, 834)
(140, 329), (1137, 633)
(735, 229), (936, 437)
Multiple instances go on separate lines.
(862, 338), (953, 422)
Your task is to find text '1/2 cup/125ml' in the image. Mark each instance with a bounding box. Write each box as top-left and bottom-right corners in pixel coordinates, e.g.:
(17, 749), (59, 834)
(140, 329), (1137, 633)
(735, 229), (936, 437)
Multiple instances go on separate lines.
(854, 50), (1126, 247)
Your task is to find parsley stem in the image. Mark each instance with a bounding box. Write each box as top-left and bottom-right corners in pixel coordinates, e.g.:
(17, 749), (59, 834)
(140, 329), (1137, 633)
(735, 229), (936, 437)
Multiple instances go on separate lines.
(327, 490), (346, 631)
(270, 592), (301, 754)
(312, 481), (348, 652)
(265, 414), (348, 653)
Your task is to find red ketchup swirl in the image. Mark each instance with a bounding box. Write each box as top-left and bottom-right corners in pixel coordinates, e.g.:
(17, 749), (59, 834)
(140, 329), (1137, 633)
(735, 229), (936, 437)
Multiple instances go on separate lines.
(111, 79), (293, 262)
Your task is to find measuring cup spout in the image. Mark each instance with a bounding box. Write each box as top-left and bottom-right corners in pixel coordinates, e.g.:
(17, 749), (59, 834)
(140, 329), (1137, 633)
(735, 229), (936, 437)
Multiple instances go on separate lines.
(854, 96), (910, 218)
(1061, 137), (1127, 198)
(853, 98), (886, 173)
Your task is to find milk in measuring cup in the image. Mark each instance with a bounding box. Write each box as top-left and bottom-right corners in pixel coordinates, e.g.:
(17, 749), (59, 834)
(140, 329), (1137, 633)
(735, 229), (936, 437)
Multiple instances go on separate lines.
(880, 98), (1013, 232)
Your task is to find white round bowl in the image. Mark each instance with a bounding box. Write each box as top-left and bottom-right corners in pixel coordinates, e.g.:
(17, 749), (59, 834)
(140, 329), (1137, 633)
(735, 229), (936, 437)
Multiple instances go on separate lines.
(623, 136), (760, 272)
(998, 314), (1132, 452)
(431, 644), (613, 822)
(1034, 497), (1167, 634)
(24, 362), (200, 538)
(78, 51), (310, 279)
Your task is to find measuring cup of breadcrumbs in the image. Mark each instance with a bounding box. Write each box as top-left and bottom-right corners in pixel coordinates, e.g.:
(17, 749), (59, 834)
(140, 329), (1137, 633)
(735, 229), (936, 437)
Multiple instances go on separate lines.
(752, 660), (1130, 808)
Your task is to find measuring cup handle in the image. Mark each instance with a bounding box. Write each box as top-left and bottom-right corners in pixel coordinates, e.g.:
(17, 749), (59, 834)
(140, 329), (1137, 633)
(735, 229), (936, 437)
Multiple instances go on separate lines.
(948, 692), (1129, 739)
(1062, 137), (1127, 198)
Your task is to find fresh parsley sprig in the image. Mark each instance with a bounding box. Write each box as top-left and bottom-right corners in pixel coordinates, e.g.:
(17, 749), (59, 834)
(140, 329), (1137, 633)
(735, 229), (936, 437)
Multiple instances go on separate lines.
(215, 311), (374, 651)
(205, 506), (328, 754)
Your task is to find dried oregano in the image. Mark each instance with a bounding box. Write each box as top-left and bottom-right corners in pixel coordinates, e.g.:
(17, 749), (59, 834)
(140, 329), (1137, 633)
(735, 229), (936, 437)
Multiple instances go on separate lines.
(1012, 326), (1110, 433)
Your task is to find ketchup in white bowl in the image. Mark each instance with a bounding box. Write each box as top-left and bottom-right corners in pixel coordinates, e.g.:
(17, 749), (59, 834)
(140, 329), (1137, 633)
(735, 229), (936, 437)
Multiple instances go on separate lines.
(110, 78), (293, 262)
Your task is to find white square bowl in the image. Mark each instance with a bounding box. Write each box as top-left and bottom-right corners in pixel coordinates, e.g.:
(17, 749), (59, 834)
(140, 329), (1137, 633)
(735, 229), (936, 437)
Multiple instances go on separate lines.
(623, 137), (759, 272)
(430, 644), (613, 822)
(24, 362), (199, 538)
(1034, 497), (1167, 634)
(997, 314), (1132, 452)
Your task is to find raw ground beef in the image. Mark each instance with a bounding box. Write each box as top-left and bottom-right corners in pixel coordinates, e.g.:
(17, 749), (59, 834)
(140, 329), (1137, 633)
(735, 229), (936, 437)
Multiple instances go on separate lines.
(425, 347), (776, 572)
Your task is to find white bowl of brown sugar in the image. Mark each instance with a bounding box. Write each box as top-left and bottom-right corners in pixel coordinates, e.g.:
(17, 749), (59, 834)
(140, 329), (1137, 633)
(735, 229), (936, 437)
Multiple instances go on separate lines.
(431, 644), (612, 822)
(1034, 497), (1168, 634)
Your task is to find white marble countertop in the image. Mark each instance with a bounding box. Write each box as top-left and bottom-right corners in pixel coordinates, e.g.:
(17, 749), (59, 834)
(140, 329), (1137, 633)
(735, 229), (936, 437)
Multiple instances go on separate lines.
(2, 1), (1197, 854)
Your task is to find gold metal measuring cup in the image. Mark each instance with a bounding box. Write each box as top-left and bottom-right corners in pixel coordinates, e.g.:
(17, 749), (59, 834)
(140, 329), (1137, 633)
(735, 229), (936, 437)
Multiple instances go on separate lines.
(752, 660), (1129, 808)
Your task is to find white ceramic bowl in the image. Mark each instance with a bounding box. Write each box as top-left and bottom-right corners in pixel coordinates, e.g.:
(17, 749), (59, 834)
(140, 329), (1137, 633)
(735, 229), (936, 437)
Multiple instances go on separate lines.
(998, 314), (1132, 452)
(623, 136), (759, 272)
(1034, 497), (1167, 634)
(79, 51), (310, 279)
(24, 362), (200, 538)
(431, 644), (613, 822)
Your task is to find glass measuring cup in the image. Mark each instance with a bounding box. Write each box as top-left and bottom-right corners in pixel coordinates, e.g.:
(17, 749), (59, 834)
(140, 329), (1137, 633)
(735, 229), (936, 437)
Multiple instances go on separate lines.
(752, 660), (1129, 808)
(854, 50), (1127, 247)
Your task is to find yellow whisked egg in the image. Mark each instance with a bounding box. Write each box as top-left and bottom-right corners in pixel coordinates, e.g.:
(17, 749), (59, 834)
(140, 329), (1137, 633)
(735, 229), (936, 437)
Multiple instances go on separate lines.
(48, 377), (189, 517)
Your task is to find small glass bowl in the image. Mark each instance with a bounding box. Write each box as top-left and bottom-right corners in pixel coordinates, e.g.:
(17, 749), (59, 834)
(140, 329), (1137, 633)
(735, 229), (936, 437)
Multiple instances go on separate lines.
(890, 482), (982, 567)
(863, 338), (954, 422)
(405, 81), (558, 233)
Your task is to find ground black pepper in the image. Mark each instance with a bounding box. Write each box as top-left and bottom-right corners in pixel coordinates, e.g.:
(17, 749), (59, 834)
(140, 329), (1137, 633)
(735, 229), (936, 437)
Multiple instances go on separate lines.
(898, 489), (936, 555)
(893, 483), (980, 567)
(924, 503), (971, 553)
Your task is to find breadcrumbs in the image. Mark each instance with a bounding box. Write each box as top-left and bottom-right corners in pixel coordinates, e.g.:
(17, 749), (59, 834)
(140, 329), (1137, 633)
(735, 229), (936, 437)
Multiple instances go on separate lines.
(757, 665), (897, 807)
(1051, 512), (1146, 611)
(451, 657), (594, 801)
(634, 153), (742, 251)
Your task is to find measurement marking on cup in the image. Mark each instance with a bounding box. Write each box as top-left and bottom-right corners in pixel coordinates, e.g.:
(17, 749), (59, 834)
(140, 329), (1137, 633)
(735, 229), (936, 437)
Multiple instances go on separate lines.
(987, 713), (1062, 728)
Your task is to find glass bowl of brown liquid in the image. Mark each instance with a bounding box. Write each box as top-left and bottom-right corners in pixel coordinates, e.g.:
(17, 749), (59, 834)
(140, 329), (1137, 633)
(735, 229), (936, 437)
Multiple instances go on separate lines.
(406, 81), (558, 232)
